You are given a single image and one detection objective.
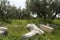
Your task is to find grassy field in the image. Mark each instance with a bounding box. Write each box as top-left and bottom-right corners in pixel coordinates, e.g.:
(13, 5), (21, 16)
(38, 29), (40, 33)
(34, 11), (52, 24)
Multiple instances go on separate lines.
(0, 20), (60, 40)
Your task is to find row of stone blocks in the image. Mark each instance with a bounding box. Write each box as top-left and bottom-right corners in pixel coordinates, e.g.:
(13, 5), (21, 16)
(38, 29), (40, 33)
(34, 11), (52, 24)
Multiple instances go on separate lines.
(22, 24), (54, 40)
(0, 24), (54, 40)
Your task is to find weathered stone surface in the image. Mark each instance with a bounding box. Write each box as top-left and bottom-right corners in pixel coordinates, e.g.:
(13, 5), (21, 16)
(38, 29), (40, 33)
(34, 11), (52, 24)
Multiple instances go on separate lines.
(22, 30), (38, 38)
(27, 24), (34, 31)
(0, 27), (8, 35)
(0, 31), (4, 34)
(27, 24), (44, 34)
(21, 24), (45, 40)
(39, 24), (54, 33)
(21, 24), (44, 40)
(46, 24), (57, 28)
(22, 30), (41, 40)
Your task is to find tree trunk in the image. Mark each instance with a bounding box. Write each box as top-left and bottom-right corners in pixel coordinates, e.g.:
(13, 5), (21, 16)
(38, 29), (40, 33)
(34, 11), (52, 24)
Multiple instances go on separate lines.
(52, 12), (58, 20)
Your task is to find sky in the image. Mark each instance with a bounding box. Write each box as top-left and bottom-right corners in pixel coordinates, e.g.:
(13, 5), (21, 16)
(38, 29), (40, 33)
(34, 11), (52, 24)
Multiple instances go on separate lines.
(8, 0), (26, 9)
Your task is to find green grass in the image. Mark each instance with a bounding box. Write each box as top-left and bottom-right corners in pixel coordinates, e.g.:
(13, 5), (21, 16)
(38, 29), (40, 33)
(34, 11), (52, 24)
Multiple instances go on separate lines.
(53, 20), (60, 25)
(0, 20), (60, 40)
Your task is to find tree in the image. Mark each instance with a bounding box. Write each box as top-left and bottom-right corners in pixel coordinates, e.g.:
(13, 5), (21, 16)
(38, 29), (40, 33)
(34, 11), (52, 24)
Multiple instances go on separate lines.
(26, 0), (60, 23)
(0, 0), (10, 22)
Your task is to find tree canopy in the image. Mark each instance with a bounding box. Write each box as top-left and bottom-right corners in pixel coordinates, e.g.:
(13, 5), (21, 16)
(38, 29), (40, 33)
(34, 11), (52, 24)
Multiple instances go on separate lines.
(0, 0), (60, 23)
(26, 0), (60, 20)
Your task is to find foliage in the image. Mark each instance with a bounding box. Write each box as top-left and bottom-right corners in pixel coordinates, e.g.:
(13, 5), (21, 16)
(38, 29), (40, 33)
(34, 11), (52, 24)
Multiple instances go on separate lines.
(26, 0), (60, 21)
(0, 0), (10, 22)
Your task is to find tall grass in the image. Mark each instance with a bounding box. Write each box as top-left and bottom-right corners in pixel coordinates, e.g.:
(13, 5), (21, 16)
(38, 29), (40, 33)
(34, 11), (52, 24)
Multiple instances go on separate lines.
(0, 20), (60, 40)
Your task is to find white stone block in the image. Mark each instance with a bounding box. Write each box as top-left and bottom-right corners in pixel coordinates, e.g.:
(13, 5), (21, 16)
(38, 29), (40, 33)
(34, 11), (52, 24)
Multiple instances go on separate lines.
(39, 24), (54, 33)
(27, 24), (44, 34)
(22, 30), (38, 38)
(22, 30), (40, 40)
(0, 27), (8, 35)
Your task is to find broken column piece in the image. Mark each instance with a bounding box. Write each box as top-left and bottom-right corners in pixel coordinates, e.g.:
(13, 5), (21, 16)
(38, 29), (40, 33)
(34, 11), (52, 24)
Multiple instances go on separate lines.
(21, 24), (44, 40)
(27, 24), (44, 34)
(22, 30), (38, 38)
(22, 30), (41, 40)
(39, 24), (54, 33)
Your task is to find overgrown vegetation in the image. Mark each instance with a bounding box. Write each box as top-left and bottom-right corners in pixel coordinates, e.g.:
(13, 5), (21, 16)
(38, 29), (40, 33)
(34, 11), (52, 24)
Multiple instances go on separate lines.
(0, 20), (60, 40)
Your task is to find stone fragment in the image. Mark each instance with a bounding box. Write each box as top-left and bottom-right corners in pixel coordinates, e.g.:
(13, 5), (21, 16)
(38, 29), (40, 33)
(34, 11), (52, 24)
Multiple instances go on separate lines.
(0, 27), (8, 35)
(39, 24), (54, 33)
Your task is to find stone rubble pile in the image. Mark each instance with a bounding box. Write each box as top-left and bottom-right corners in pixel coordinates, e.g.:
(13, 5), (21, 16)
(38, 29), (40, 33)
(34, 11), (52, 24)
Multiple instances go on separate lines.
(22, 23), (54, 40)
